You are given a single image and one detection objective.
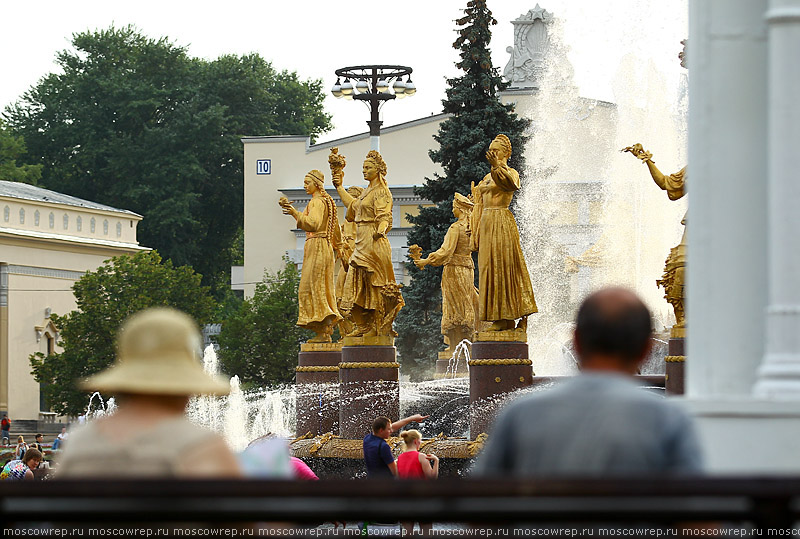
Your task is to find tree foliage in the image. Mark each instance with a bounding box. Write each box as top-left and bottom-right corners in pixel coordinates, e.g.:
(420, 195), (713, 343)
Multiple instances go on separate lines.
(217, 261), (311, 389)
(0, 119), (41, 185)
(30, 251), (216, 416)
(4, 26), (331, 295)
(396, 0), (531, 379)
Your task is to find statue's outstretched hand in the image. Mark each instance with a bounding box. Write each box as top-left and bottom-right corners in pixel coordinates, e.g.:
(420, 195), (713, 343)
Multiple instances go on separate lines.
(278, 196), (295, 215)
(621, 143), (652, 162)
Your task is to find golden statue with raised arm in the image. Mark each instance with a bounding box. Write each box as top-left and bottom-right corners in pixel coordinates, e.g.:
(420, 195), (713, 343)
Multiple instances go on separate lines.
(278, 170), (342, 343)
(622, 143), (687, 332)
(334, 185), (363, 339)
(330, 148), (403, 339)
(470, 134), (537, 336)
(409, 193), (479, 355)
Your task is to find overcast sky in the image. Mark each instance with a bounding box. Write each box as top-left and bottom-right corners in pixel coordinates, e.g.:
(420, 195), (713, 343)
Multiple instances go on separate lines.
(1, 0), (687, 143)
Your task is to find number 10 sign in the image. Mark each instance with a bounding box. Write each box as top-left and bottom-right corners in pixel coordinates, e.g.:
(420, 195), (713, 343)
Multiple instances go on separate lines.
(256, 159), (271, 175)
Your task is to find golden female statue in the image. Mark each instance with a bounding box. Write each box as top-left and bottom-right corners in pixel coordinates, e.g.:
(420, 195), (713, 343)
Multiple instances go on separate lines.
(278, 170), (342, 342)
(410, 193), (479, 354)
(470, 134), (537, 333)
(622, 143), (686, 332)
(334, 185), (363, 338)
(330, 149), (403, 338)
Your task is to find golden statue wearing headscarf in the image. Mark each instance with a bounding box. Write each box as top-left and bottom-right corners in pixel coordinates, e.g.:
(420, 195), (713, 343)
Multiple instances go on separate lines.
(410, 193), (479, 354)
(330, 149), (404, 338)
(279, 170), (342, 343)
(470, 134), (538, 334)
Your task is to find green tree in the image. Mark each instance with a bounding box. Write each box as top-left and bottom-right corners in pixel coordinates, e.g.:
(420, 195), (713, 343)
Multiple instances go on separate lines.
(217, 261), (310, 388)
(0, 119), (41, 185)
(30, 250), (215, 416)
(4, 26), (331, 296)
(396, 0), (531, 379)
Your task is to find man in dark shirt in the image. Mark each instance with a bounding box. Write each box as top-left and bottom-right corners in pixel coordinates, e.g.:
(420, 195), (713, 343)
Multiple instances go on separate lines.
(363, 414), (428, 478)
(32, 434), (44, 453)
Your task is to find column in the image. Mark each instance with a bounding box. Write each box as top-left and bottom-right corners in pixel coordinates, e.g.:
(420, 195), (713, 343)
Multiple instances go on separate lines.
(0, 263), (8, 414)
(754, 0), (800, 398)
(686, 0), (769, 398)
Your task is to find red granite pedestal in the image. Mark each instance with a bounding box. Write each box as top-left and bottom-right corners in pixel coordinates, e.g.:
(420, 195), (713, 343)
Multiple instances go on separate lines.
(665, 329), (685, 395)
(295, 345), (341, 437)
(469, 336), (533, 439)
(338, 337), (400, 439)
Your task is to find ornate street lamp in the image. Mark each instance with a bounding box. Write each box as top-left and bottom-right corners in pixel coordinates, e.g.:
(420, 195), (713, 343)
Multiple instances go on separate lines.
(331, 65), (416, 151)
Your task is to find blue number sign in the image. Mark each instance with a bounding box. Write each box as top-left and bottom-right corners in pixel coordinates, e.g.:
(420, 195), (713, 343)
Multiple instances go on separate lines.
(256, 159), (271, 175)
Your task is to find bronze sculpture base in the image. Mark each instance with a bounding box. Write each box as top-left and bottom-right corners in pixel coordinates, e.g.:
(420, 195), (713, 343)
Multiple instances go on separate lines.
(338, 345), (400, 439)
(295, 349), (342, 437)
(665, 330), (685, 395)
(469, 340), (533, 438)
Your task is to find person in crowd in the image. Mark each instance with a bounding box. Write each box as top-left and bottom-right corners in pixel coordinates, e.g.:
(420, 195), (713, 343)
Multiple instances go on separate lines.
(1, 448), (42, 481)
(397, 429), (439, 535)
(363, 414), (429, 478)
(291, 457), (318, 481)
(32, 434), (44, 453)
(14, 436), (28, 460)
(52, 427), (68, 450)
(1, 414), (10, 445)
(397, 430), (439, 480)
(56, 307), (241, 478)
(474, 287), (703, 477)
(239, 436), (293, 479)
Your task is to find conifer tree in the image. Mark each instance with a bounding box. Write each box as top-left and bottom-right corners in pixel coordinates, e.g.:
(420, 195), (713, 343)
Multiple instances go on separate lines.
(396, 0), (530, 379)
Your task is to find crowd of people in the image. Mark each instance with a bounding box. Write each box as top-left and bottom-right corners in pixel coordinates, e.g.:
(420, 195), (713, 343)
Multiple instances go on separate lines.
(0, 291), (705, 533)
(1, 430), (58, 480)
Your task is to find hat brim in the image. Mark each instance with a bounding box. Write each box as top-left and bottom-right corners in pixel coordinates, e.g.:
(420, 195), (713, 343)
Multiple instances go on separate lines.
(81, 354), (230, 396)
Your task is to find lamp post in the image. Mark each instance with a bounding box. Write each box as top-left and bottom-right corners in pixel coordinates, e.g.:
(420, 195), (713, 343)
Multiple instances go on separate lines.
(331, 65), (416, 151)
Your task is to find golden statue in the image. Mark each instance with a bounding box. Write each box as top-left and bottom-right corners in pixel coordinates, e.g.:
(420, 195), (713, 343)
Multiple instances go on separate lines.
(470, 134), (537, 336)
(622, 143), (686, 334)
(334, 185), (363, 339)
(278, 170), (342, 342)
(409, 193), (479, 355)
(330, 148), (404, 339)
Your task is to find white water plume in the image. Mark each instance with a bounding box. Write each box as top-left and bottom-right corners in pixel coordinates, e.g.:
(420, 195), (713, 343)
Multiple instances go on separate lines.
(512, 1), (688, 375)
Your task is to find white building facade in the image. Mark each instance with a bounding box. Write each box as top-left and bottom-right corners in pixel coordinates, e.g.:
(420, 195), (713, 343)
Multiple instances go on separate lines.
(0, 180), (146, 421)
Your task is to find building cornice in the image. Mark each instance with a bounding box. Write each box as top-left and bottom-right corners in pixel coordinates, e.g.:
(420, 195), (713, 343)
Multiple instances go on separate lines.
(6, 264), (87, 281)
(278, 186), (432, 206)
(293, 227), (413, 238)
(241, 113), (451, 154)
(0, 227), (148, 252)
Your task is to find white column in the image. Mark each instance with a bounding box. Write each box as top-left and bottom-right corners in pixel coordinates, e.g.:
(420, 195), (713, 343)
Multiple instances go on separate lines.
(370, 136), (380, 152)
(754, 0), (800, 398)
(686, 0), (769, 397)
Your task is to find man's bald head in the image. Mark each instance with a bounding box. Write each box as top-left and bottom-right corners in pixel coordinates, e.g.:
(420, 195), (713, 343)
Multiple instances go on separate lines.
(574, 288), (653, 367)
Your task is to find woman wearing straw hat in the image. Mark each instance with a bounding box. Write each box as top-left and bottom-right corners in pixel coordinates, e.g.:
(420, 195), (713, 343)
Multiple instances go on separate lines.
(56, 308), (241, 477)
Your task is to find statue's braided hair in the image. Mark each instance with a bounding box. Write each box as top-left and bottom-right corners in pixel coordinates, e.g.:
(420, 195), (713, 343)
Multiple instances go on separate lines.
(307, 170), (340, 249)
(493, 134), (513, 157)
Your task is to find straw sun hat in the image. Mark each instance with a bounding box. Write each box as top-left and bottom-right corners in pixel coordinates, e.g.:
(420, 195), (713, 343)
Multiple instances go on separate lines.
(82, 307), (230, 396)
